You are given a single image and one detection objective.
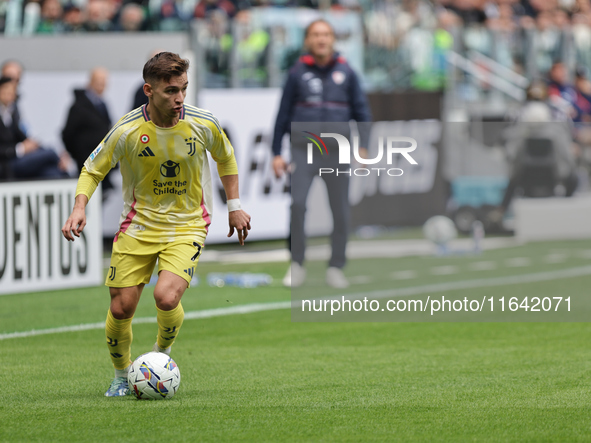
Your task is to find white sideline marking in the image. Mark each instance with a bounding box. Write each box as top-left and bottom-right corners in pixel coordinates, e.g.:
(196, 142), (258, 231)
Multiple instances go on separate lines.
(430, 266), (459, 275)
(469, 261), (497, 271)
(349, 276), (373, 285)
(0, 302), (290, 341)
(505, 257), (532, 267)
(577, 250), (591, 259)
(3, 265), (591, 341)
(391, 270), (418, 280)
(544, 253), (568, 263)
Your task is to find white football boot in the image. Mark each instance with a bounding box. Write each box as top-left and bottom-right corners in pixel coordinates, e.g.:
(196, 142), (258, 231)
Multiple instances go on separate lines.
(153, 342), (172, 356)
(104, 377), (130, 397)
(283, 262), (306, 287)
(326, 267), (349, 289)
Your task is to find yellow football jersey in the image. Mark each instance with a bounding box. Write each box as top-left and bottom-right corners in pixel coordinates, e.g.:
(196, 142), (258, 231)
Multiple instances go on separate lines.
(76, 104), (238, 243)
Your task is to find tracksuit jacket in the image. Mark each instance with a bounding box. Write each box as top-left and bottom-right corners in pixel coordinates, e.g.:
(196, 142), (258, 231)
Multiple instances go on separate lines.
(272, 52), (372, 156)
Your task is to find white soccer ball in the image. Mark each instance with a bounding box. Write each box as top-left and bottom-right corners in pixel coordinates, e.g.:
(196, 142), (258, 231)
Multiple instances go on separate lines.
(128, 352), (181, 400)
(423, 215), (458, 245)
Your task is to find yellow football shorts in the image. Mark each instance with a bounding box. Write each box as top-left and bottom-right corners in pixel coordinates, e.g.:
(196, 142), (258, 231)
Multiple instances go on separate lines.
(106, 232), (205, 288)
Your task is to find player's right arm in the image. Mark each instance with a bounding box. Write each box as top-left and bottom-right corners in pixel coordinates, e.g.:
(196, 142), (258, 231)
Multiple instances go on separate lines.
(62, 194), (88, 241)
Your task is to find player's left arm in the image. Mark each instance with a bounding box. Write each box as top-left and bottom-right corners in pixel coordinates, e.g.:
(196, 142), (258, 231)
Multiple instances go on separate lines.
(219, 174), (251, 246)
(207, 118), (251, 245)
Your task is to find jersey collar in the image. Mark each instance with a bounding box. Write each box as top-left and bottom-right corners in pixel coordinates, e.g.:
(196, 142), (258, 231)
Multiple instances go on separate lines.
(142, 104), (150, 122)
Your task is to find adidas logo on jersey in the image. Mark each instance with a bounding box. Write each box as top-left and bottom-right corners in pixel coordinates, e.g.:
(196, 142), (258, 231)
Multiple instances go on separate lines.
(138, 147), (155, 157)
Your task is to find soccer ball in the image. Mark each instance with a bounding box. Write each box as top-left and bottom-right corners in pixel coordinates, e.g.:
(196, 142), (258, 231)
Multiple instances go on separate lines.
(423, 215), (458, 245)
(128, 352), (181, 400)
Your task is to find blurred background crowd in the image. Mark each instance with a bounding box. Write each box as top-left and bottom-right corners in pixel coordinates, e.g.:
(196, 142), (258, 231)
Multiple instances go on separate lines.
(2, 0), (591, 92)
(3, 0), (591, 37)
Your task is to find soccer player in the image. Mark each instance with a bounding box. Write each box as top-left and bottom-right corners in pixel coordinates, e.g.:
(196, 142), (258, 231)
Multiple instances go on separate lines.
(61, 52), (251, 397)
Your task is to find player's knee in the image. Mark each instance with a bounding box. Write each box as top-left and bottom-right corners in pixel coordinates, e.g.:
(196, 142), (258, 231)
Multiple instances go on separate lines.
(153, 286), (183, 311)
(109, 300), (135, 319)
(154, 295), (180, 311)
(109, 288), (139, 319)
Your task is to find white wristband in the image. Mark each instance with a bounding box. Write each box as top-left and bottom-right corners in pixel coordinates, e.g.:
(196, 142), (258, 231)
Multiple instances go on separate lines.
(227, 198), (241, 212)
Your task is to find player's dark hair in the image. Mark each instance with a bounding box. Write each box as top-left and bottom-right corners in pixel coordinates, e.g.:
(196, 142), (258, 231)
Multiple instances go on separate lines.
(143, 52), (189, 83)
(304, 19), (334, 38)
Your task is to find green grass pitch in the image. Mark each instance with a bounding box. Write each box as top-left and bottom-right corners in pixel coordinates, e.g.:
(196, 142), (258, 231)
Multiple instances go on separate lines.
(1, 239), (591, 442)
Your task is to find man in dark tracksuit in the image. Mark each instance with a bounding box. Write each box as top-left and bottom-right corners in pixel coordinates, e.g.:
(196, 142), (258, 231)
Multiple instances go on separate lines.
(271, 19), (372, 288)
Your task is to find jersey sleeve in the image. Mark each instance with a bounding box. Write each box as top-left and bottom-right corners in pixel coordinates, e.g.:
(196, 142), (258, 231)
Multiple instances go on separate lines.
(207, 117), (238, 177)
(75, 166), (101, 200)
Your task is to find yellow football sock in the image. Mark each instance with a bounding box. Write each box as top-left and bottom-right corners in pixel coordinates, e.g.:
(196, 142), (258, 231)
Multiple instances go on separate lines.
(156, 302), (184, 350)
(105, 310), (133, 370)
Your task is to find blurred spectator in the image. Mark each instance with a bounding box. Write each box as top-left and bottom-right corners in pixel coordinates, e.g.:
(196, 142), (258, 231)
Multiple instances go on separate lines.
(105, 0), (121, 24)
(398, 0), (437, 32)
(576, 1), (591, 14)
(84, 0), (114, 32)
(234, 9), (270, 86)
(574, 67), (591, 121)
(1, 60), (23, 139)
(194, 0), (236, 19)
(403, 4), (452, 90)
(575, 0), (591, 13)
(528, 9), (566, 72)
(522, 0), (557, 18)
(365, 0), (437, 50)
(116, 3), (146, 31)
(447, 0), (487, 25)
(486, 3), (517, 33)
(36, 0), (64, 34)
(0, 77), (67, 180)
(0, 5), (5, 34)
(157, 0), (191, 30)
(573, 66), (591, 175)
(200, 10), (232, 86)
(62, 3), (84, 32)
(62, 68), (112, 178)
(554, 8), (572, 30)
(1, 60), (22, 85)
(548, 62), (578, 117)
